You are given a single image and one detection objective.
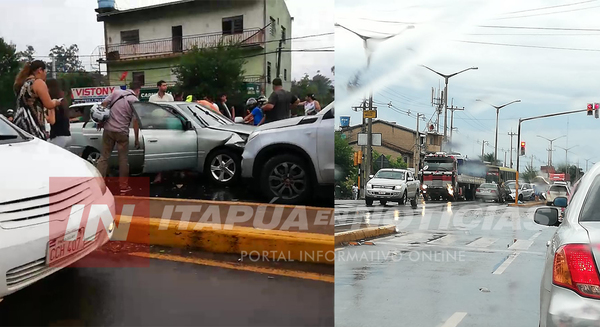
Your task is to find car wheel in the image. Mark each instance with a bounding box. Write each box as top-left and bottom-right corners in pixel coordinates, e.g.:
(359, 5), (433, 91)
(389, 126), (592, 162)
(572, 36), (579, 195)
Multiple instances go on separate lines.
(410, 193), (418, 209)
(380, 200), (387, 206)
(400, 191), (407, 205)
(260, 154), (311, 205)
(519, 194), (523, 201)
(366, 198), (373, 206)
(84, 149), (101, 166)
(206, 149), (241, 186)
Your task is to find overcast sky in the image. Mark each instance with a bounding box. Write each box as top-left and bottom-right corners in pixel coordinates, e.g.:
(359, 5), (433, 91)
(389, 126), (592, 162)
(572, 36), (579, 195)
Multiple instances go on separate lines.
(336, 0), (600, 173)
(0, 0), (333, 80)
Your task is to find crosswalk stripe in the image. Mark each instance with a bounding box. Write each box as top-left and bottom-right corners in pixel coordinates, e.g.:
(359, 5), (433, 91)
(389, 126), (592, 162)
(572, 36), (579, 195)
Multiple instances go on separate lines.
(509, 240), (534, 251)
(441, 312), (468, 327)
(428, 234), (459, 246)
(493, 252), (520, 274)
(465, 237), (498, 248)
(393, 232), (434, 244)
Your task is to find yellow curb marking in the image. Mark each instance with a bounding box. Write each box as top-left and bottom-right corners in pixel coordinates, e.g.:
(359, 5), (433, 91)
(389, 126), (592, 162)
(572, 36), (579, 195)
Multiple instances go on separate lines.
(128, 252), (334, 283)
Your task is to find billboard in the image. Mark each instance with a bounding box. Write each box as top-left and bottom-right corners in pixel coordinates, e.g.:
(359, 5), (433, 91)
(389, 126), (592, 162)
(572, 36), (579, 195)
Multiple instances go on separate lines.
(71, 86), (126, 103)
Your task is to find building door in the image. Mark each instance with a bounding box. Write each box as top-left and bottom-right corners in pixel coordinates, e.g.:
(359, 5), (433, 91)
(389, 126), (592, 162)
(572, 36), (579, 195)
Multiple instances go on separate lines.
(172, 25), (183, 53)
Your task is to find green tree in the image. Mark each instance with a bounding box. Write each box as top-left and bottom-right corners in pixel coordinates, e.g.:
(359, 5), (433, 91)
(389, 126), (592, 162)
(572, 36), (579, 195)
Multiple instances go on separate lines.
(335, 131), (358, 198)
(556, 164), (584, 183)
(173, 41), (246, 103)
(47, 44), (84, 73)
(17, 45), (35, 63)
(480, 153), (501, 166)
(290, 72), (334, 116)
(372, 149), (408, 171)
(0, 38), (20, 112)
(522, 164), (538, 183)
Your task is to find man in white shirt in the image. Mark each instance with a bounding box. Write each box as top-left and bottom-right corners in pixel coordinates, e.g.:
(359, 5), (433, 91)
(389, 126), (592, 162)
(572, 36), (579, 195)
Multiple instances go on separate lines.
(149, 80), (174, 102)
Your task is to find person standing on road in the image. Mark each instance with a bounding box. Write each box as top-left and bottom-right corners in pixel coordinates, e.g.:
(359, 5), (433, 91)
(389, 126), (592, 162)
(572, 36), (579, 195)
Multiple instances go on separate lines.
(352, 184), (359, 200)
(149, 80), (174, 103)
(216, 93), (233, 120)
(46, 79), (72, 149)
(261, 78), (299, 124)
(97, 81), (142, 194)
(13, 60), (62, 140)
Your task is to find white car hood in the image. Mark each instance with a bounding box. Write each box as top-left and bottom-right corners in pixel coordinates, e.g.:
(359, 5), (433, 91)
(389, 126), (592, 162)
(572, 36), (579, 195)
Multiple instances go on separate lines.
(255, 116), (306, 131)
(368, 177), (405, 186)
(0, 139), (94, 203)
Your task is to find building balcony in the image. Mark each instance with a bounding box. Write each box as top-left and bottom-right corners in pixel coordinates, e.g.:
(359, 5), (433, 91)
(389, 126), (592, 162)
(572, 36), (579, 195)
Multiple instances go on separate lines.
(99, 28), (265, 62)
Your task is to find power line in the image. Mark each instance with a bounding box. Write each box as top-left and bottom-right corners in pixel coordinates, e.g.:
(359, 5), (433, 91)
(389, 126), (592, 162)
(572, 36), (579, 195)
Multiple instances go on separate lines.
(340, 17), (418, 24)
(495, 4), (600, 20)
(457, 40), (600, 52)
(502, 0), (596, 15)
(467, 32), (600, 36)
(478, 25), (600, 31)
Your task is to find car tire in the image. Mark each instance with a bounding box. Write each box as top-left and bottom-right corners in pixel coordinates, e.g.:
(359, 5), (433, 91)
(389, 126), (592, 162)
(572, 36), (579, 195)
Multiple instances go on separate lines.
(399, 191), (407, 205)
(410, 193), (418, 209)
(380, 200), (387, 206)
(519, 194), (523, 201)
(260, 154), (311, 205)
(366, 198), (373, 206)
(205, 148), (241, 186)
(83, 148), (101, 166)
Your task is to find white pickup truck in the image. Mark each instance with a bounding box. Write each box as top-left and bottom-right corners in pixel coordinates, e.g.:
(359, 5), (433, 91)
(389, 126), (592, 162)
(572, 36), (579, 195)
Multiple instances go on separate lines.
(365, 168), (420, 208)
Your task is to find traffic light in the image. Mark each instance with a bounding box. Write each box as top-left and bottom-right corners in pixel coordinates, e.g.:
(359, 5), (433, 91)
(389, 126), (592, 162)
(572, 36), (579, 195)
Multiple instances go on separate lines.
(353, 152), (358, 166)
(588, 103), (593, 116)
(358, 150), (363, 164)
(520, 142), (526, 156)
(595, 103), (599, 119)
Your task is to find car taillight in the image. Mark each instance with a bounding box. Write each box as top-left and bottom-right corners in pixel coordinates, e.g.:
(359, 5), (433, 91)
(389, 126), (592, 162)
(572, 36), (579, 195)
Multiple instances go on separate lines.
(476, 189), (480, 192)
(553, 244), (600, 299)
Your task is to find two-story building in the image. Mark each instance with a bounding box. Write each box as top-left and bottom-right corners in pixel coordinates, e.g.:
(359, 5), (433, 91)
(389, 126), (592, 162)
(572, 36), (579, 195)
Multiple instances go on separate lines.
(94, 0), (292, 97)
(340, 120), (443, 169)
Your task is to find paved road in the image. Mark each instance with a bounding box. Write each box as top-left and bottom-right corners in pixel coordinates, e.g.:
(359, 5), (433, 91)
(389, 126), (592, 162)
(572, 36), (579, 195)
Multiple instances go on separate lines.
(1, 248), (334, 326)
(335, 201), (552, 327)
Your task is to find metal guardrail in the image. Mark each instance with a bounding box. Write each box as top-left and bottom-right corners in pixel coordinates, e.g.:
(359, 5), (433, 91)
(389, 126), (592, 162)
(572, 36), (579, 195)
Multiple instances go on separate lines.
(100, 28), (265, 61)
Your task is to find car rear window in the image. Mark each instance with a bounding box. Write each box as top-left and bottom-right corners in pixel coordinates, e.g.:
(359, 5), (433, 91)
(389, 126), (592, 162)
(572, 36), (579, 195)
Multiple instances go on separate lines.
(481, 184), (495, 188)
(580, 176), (600, 222)
(550, 185), (568, 192)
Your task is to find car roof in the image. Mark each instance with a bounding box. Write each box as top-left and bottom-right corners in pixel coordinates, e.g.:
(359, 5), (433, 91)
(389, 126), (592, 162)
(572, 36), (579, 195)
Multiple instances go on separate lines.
(378, 169), (408, 172)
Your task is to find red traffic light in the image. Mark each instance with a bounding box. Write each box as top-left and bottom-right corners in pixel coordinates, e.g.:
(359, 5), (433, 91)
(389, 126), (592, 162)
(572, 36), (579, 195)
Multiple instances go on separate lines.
(521, 142), (525, 146)
(520, 142), (526, 155)
(595, 103), (599, 110)
(588, 103), (594, 115)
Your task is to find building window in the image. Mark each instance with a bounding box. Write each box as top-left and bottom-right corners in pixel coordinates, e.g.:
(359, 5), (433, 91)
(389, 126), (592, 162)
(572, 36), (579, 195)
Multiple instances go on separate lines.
(284, 69), (287, 81)
(404, 157), (409, 164)
(132, 71), (145, 86)
(267, 62), (272, 84)
(222, 15), (243, 35)
(121, 30), (139, 44)
(429, 136), (434, 145)
(281, 26), (286, 44)
(270, 17), (276, 36)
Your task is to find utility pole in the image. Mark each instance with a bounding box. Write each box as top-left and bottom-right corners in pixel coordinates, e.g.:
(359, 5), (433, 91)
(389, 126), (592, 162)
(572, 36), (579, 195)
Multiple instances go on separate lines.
(504, 151), (507, 167)
(481, 140), (489, 159)
(352, 101), (368, 197)
(415, 114), (425, 173)
(556, 145), (577, 170)
(508, 130), (517, 168)
(431, 87), (444, 134)
(537, 135), (565, 168)
(51, 57), (56, 79)
(276, 30), (284, 78)
(585, 158), (594, 172)
(447, 100), (464, 152)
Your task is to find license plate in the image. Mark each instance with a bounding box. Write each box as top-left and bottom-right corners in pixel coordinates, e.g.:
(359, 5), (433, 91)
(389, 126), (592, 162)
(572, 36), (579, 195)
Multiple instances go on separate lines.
(379, 192), (386, 195)
(47, 228), (85, 265)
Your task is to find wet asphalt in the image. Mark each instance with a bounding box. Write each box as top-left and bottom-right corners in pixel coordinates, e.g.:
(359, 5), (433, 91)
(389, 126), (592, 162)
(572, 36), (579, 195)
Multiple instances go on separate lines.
(0, 248), (334, 327)
(335, 199), (555, 327)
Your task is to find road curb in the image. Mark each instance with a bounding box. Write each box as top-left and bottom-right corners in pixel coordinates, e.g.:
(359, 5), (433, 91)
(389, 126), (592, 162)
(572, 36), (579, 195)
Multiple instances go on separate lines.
(117, 216), (334, 265)
(334, 224), (398, 245)
(507, 201), (545, 207)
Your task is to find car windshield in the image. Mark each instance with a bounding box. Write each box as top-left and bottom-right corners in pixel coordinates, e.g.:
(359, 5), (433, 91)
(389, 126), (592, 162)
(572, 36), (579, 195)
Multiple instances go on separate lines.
(178, 104), (232, 126)
(374, 170), (405, 180)
(0, 117), (31, 144)
(481, 184), (496, 189)
(550, 185), (568, 193)
(423, 160), (453, 171)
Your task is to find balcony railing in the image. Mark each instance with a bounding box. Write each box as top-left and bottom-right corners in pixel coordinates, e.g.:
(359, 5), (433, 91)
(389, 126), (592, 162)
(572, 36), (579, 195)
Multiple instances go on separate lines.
(100, 28), (265, 61)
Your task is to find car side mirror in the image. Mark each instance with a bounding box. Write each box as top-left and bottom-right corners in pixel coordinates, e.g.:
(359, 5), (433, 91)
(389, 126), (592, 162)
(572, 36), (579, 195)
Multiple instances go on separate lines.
(408, 177), (414, 181)
(234, 117), (244, 124)
(553, 197), (568, 208)
(534, 207), (560, 226)
(369, 175), (374, 179)
(184, 121), (193, 130)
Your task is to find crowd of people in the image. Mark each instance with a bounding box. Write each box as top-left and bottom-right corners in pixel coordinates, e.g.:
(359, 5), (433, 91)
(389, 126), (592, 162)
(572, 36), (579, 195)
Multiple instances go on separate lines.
(2, 59), (325, 193)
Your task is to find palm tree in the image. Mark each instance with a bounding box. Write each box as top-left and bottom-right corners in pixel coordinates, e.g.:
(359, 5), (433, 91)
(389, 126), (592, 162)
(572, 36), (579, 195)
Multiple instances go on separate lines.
(480, 153), (501, 166)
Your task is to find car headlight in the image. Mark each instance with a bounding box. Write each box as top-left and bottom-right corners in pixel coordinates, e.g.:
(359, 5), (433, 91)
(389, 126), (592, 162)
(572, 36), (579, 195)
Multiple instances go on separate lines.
(422, 184), (427, 189)
(85, 160), (107, 195)
(394, 185), (403, 190)
(367, 184), (373, 189)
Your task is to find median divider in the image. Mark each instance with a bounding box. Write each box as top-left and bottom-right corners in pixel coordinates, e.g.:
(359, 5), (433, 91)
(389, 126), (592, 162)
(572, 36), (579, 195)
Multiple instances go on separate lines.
(112, 196), (334, 265)
(335, 224), (398, 246)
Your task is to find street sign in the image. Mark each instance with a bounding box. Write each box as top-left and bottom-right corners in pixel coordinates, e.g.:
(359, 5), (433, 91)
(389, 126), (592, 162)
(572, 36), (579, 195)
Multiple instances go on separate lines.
(71, 86), (126, 103)
(357, 133), (382, 146)
(363, 110), (377, 119)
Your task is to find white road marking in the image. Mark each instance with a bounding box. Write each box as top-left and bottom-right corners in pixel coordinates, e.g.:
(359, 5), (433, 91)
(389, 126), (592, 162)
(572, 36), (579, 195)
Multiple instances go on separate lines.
(493, 252), (520, 275)
(428, 234), (458, 246)
(335, 248), (345, 252)
(465, 237), (498, 248)
(508, 240), (534, 251)
(441, 312), (468, 327)
(529, 231), (542, 241)
(374, 240), (544, 256)
(393, 232), (433, 244)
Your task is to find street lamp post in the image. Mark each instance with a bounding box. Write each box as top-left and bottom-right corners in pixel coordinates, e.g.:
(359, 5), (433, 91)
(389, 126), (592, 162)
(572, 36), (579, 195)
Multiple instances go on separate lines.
(476, 99), (521, 164)
(422, 65), (478, 152)
(537, 135), (566, 167)
(555, 145), (577, 169)
(335, 23), (414, 197)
